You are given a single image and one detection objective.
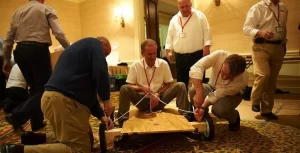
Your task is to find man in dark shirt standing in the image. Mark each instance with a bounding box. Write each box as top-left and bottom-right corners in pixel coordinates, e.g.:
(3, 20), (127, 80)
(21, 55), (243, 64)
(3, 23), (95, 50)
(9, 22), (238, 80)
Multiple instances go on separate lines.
(0, 37), (114, 153)
(2, 0), (70, 132)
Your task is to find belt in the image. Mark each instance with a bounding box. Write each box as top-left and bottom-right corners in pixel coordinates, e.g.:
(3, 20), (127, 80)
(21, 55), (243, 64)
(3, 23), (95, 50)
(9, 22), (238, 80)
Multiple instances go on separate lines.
(17, 41), (49, 46)
(176, 50), (203, 56)
(254, 38), (282, 45)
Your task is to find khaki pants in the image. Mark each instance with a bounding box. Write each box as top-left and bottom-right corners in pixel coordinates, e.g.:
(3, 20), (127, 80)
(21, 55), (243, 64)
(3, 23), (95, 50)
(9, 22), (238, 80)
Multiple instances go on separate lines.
(251, 43), (285, 114)
(24, 91), (92, 153)
(118, 82), (190, 118)
(189, 84), (242, 123)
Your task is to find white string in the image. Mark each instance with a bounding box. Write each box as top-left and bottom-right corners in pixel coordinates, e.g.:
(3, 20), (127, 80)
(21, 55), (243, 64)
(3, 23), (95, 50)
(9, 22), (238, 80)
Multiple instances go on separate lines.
(113, 93), (150, 123)
(113, 92), (194, 123)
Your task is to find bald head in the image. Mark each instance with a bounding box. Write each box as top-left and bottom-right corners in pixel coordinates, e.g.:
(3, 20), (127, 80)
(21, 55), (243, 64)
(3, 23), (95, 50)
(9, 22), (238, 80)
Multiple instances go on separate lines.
(178, 0), (192, 17)
(96, 36), (111, 57)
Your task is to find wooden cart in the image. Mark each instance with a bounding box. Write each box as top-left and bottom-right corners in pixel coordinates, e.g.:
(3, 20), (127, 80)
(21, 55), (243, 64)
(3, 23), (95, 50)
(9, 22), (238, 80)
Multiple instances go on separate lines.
(99, 107), (215, 152)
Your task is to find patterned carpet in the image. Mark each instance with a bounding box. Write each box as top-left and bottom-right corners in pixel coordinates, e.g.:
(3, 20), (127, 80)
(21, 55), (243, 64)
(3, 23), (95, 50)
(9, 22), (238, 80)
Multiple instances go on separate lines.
(1, 92), (300, 153)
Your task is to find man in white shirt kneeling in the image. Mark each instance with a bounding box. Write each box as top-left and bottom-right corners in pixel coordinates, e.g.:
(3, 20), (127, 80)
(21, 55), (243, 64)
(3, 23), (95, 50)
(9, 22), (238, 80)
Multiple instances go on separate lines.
(189, 50), (248, 131)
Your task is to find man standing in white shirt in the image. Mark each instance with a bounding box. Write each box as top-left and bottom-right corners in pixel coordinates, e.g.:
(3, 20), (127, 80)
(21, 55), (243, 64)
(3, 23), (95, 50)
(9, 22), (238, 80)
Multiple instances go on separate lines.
(165, 0), (212, 90)
(117, 39), (190, 127)
(243, 0), (287, 120)
(189, 50), (248, 131)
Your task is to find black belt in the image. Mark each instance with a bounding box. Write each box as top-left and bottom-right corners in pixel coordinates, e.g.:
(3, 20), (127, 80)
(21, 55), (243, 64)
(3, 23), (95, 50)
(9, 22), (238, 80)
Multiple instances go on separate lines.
(176, 50), (203, 56)
(254, 38), (282, 45)
(17, 41), (49, 46)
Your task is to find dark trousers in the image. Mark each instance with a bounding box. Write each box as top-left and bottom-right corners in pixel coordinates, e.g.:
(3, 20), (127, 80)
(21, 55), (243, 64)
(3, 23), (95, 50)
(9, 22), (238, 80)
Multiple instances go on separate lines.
(0, 56), (6, 102)
(175, 50), (203, 90)
(3, 87), (29, 114)
(12, 43), (52, 128)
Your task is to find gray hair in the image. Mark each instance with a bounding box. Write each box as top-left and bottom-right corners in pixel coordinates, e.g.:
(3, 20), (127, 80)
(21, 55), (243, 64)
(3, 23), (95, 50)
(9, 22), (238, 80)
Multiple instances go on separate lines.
(140, 39), (157, 54)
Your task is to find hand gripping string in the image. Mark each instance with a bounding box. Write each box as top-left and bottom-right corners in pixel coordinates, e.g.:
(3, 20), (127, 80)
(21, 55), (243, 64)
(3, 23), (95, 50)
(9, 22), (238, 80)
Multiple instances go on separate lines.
(113, 93), (150, 123)
(113, 93), (194, 123)
(149, 93), (194, 114)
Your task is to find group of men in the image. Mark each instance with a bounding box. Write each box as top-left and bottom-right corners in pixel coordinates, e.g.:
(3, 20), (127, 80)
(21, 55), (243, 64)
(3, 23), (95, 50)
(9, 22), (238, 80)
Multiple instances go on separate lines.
(0, 0), (288, 153)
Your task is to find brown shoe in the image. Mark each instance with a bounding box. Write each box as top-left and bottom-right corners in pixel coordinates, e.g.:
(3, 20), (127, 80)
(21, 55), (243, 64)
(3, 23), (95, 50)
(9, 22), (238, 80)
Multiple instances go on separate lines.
(0, 144), (24, 153)
(21, 131), (46, 145)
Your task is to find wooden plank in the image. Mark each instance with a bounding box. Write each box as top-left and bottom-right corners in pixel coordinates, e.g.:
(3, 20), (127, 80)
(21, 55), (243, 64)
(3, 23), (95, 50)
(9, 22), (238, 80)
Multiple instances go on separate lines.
(189, 122), (207, 133)
(105, 128), (122, 143)
(121, 111), (195, 134)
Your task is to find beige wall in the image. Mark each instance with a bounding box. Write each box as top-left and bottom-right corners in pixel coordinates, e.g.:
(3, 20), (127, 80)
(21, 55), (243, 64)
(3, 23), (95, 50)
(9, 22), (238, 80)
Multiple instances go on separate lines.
(0, 0), (81, 52)
(80, 0), (140, 62)
(194, 0), (300, 76)
(194, 0), (300, 53)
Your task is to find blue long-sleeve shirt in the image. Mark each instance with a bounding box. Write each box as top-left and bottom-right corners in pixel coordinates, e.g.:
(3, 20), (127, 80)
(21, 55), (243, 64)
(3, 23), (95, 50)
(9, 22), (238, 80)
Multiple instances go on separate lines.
(45, 37), (110, 119)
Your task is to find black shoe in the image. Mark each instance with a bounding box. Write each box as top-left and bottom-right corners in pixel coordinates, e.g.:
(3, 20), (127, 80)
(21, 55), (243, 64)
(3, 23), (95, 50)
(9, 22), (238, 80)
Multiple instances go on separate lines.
(0, 144), (24, 153)
(21, 131), (46, 145)
(228, 112), (240, 131)
(252, 105), (260, 112)
(261, 112), (278, 120)
(31, 122), (47, 131)
(5, 114), (25, 135)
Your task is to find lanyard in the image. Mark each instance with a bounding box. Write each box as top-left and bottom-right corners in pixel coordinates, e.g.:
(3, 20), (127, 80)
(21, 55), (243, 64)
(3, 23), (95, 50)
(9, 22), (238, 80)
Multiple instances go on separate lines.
(214, 65), (232, 89)
(143, 59), (156, 89)
(264, 0), (280, 26)
(179, 13), (193, 32)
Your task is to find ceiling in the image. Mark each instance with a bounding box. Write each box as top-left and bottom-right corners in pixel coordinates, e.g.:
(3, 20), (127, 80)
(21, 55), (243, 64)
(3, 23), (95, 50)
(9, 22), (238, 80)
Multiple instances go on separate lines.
(63, 0), (178, 16)
(158, 0), (178, 16)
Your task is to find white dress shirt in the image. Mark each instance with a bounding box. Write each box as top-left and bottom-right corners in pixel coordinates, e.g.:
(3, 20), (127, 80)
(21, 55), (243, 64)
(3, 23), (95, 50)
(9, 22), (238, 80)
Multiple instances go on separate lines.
(165, 8), (212, 54)
(126, 58), (173, 93)
(6, 64), (27, 89)
(189, 50), (249, 104)
(243, 0), (288, 42)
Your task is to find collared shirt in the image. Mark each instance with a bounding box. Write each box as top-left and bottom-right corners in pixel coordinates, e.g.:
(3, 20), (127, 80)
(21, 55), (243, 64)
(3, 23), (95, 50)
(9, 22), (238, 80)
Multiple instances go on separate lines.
(189, 50), (249, 104)
(6, 64), (27, 89)
(165, 8), (212, 54)
(243, 0), (288, 42)
(3, 0), (69, 60)
(126, 58), (173, 93)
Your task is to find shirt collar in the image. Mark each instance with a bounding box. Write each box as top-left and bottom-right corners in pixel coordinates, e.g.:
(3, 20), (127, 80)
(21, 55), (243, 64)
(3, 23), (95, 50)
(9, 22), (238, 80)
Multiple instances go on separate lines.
(142, 58), (159, 68)
(264, 0), (281, 6)
(177, 8), (195, 17)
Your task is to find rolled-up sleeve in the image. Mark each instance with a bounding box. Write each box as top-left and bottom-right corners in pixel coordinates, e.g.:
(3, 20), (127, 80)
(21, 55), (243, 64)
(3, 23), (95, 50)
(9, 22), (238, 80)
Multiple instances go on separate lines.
(243, 6), (260, 38)
(165, 18), (175, 50)
(3, 14), (17, 61)
(189, 51), (220, 80)
(46, 7), (70, 48)
(207, 72), (249, 104)
(201, 14), (212, 46)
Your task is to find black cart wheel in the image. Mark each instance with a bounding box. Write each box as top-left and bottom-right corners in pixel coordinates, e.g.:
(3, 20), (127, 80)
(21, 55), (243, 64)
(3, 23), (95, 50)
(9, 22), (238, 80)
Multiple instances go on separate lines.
(202, 113), (215, 141)
(99, 123), (107, 153)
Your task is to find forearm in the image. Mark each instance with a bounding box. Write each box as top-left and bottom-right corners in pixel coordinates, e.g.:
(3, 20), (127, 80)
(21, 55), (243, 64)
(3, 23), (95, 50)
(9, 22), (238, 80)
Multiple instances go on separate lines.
(157, 83), (170, 93)
(191, 78), (203, 94)
(127, 84), (145, 92)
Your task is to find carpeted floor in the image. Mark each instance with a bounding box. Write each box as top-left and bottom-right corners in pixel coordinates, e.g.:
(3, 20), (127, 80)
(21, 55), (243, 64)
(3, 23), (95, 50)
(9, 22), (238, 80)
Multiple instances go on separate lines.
(1, 92), (300, 153)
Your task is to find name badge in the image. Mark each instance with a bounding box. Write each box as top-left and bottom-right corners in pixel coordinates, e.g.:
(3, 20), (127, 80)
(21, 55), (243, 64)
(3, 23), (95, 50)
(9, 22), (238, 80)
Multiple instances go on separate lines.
(276, 26), (283, 32)
(179, 32), (186, 38)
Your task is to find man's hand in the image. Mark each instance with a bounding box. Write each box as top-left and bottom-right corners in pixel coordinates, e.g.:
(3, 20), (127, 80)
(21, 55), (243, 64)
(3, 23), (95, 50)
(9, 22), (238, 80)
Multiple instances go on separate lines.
(194, 108), (205, 121)
(103, 102), (114, 117)
(166, 50), (173, 62)
(150, 93), (160, 110)
(257, 30), (274, 40)
(203, 46), (210, 56)
(100, 116), (114, 130)
(140, 86), (151, 95)
(193, 92), (204, 108)
(2, 61), (12, 77)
